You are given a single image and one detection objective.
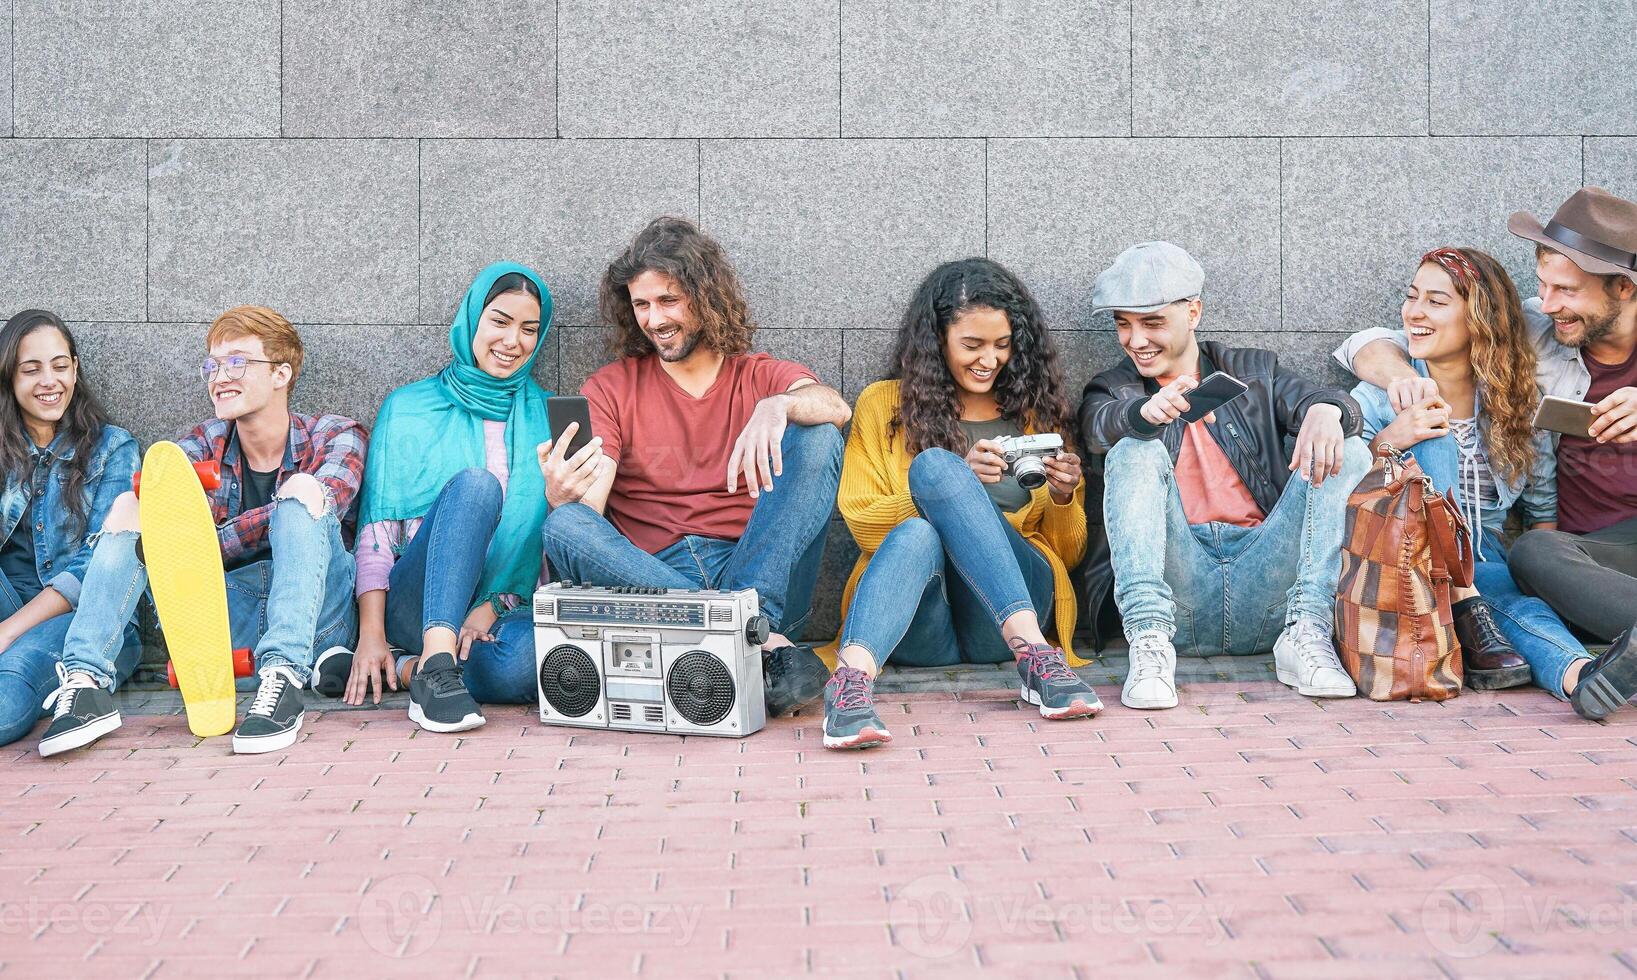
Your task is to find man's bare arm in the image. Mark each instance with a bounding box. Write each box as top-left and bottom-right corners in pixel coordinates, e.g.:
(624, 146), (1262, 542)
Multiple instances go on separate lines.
(781, 379), (852, 428)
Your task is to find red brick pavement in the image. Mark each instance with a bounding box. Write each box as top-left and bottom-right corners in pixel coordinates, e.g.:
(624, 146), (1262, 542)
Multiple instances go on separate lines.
(5, 682), (1637, 978)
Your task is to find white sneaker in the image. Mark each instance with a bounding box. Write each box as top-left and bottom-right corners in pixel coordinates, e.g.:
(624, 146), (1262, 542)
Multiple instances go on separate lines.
(1274, 618), (1356, 697)
(1122, 631), (1178, 709)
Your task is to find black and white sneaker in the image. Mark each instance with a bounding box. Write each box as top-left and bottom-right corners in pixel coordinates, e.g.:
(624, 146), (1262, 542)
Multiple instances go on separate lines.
(762, 644), (829, 717)
(39, 664), (121, 757)
(1571, 627), (1637, 721)
(310, 646), (355, 698)
(408, 652), (485, 733)
(233, 666), (306, 754)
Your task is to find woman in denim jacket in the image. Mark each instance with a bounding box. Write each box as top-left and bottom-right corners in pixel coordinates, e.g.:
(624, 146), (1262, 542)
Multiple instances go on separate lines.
(0, 311), (140, 747)
(1350, 248), (1585, 697)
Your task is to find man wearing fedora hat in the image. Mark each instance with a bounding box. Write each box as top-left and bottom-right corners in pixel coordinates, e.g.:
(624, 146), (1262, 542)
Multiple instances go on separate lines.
(1336, 186), (1637, 720)
(1080, 242), (1371, 710)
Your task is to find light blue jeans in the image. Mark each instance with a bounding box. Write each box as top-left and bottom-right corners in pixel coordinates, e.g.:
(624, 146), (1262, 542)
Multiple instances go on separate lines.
(58, 496), (357, 690)
(541, 423), (843, 638)
(839, 448), (1054, 668)
(1402, 433), (1591, 699)
(1103, 435), (1371, 656)
(0, 573), (141, 747)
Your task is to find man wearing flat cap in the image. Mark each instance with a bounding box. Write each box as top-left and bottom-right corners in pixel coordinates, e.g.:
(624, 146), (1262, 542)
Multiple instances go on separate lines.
(1079, 242), (1370, 710)
(1336, 187), (1637, 720)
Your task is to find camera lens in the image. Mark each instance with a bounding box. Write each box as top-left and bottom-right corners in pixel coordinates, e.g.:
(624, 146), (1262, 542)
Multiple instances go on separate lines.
(1012, 455), (1048, 490)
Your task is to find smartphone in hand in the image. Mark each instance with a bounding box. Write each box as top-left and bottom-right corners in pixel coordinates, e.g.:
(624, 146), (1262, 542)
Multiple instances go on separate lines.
(1178, 371), (1250, 424)
(1532, 395), (1595, 439)
(546, 396), (595, 457)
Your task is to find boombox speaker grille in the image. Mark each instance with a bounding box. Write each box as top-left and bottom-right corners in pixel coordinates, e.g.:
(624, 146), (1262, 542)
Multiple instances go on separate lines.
(539, 644), (600, 718)
(666, 650), (736, 726)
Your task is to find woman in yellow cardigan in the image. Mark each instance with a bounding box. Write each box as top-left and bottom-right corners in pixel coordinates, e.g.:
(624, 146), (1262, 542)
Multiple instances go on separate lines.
(823, 258), (1098, 750)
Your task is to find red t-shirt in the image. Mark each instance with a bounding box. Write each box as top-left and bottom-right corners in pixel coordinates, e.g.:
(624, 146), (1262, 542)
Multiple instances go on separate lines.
(582, 353), (818, 554)
(1556, 342), (1637, 535)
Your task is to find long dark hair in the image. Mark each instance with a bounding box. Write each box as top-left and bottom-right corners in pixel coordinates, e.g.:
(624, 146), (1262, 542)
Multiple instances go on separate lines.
(0, 311), (112, 530)
(886, 258), (1073, 455)
(598, 216), (755, 359)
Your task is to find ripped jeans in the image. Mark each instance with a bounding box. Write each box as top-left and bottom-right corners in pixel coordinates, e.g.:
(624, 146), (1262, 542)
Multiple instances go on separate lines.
(58, 496), (356, 689)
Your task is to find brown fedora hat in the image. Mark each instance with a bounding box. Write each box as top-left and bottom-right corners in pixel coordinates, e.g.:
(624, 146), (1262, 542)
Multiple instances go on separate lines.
(1509, 186), (1637, 285)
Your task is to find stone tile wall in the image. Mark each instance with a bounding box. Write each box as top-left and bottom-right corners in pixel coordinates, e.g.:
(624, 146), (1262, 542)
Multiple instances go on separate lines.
(2, 0), (1630, 646)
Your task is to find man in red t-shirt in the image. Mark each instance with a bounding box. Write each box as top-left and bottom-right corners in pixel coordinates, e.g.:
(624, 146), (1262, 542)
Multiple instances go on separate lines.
(538, 217), (850, 717)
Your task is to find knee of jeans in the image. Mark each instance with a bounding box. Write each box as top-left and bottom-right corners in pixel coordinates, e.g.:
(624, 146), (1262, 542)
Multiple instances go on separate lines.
(542, 501), (593, 547)
(782, 422), (844, 469)
(102, 491), (141, 534)
(273, 472), (331, 520)
(1340, 436), (1371, 479)
(885, 517), (942, 561)
(907, 447), (968, 496)
(1105, 436), (1171, 482)
(448, 467), (504, 518)
(1507, 529), (1565, 584)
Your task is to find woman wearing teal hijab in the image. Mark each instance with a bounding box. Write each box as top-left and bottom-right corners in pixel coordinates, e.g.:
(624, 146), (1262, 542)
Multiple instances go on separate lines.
(344, 263), (555, 733)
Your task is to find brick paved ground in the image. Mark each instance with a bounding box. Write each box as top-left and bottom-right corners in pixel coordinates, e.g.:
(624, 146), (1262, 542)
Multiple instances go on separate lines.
(5, 676), (1637, 978)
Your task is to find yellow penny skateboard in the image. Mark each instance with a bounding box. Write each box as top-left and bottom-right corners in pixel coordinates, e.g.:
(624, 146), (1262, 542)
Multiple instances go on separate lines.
(138, 442), (235, 737)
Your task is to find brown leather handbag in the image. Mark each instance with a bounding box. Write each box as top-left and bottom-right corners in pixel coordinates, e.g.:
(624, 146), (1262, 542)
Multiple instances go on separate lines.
(1333, 445), (1475, 702)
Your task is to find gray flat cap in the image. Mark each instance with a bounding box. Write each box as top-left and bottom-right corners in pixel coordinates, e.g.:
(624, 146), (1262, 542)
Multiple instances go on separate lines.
(1090, 241), (1205, 315)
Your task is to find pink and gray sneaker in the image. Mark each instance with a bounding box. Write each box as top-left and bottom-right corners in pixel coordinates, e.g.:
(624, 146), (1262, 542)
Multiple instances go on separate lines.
(1013, 641), (1102, 720)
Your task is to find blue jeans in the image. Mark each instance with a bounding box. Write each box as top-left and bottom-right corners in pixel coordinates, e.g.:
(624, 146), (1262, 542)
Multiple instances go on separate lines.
(58, 496), (356, 690)
(0, 574), (140, 747)
(839, 448), (1053, 668)
(380, 468), (538, 704)
(1406, 431), (1593, 698)
(1103, 436), (1371, 656)
(541, 423), (843, 637)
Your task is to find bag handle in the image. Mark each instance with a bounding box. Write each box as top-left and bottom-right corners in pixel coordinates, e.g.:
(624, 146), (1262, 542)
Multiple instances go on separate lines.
(1423, 488), (1475, 588)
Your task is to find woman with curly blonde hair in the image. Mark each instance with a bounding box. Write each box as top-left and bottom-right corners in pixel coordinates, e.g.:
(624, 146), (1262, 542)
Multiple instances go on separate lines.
(1352, 246), (1574, 691)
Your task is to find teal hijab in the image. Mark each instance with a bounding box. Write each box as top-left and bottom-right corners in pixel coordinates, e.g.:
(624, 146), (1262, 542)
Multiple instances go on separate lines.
(361, 262), (554, 602)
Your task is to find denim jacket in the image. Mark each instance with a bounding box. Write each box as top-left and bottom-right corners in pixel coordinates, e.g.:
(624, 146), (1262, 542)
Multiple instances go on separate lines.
(0, 424), (140, 608)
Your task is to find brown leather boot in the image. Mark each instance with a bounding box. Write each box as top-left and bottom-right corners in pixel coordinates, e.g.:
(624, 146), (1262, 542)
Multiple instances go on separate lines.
(1454, 598), (1532, 690)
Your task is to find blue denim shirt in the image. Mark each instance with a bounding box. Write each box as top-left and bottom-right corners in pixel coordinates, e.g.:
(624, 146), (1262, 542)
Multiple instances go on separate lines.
(0, 424), (139, 608)
(1346, 361), (1557, 534)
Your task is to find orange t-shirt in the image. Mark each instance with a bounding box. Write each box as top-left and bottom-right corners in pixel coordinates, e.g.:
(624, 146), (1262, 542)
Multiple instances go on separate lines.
(1158, 372), (1265, 528)
(583, 353), (817, 554)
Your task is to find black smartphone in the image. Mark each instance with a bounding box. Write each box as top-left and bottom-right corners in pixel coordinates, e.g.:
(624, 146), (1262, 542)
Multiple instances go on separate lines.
(547, 396), (595, 457)
(1177, 371), (1250, 424)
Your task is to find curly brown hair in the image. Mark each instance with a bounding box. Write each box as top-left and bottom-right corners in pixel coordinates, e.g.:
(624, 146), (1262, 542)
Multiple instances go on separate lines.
(598, 216), (756, 359)
(886, 258), (1074, 455)
(1427, 247), (1539, 486)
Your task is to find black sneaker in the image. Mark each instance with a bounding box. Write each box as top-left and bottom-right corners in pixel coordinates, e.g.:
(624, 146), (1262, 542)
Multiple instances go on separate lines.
(408, 651), (485, 733)
(310, 646), (354, 698)
(762, 644), (829, 718)
(1570, 627), (1637, 721)
(822, 666), (892, 750)
(39, 665), (121, 757)
(1013, 640), (1102, 720)
(234, 667), (306, 754)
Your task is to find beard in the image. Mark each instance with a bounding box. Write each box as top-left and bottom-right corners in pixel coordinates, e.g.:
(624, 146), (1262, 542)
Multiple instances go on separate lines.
(653, 327), (702, 363)
(1555, 301), (1620, 349)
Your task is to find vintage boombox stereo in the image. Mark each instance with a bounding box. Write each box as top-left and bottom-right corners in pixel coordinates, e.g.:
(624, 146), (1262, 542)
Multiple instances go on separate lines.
(533, 583), (770, 737)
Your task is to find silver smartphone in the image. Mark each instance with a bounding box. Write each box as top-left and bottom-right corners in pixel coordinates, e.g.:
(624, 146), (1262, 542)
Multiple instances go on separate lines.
(1532, 395), (1595, 439)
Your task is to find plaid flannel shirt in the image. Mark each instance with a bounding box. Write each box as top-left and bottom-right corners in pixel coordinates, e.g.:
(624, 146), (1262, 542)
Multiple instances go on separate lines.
(175, 412), (368, 566)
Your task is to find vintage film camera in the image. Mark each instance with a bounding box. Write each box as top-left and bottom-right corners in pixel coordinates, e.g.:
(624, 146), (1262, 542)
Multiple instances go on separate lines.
(533, 583), (769, 737)
(995, 433), (1064, 490)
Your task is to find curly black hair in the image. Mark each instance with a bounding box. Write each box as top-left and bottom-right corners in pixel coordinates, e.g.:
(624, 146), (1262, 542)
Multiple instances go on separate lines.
(886, 257), (1073, 455)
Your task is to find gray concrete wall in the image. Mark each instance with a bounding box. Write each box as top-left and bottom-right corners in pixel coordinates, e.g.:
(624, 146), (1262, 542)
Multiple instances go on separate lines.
(2, 1), (1635, 643)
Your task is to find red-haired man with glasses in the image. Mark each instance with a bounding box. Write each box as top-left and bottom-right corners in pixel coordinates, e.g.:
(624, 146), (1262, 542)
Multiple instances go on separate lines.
(37, 306), (367, 758)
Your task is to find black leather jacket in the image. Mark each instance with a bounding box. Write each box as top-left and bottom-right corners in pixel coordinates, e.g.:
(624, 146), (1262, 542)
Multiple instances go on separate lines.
(1072, 340), (1363, 651)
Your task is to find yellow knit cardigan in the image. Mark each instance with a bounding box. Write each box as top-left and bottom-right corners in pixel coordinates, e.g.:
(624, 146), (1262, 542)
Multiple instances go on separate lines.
(830, 380), (1090, 665)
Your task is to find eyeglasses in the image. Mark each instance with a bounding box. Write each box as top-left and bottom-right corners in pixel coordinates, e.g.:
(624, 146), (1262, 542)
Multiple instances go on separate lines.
(200, 356), (279, 382)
